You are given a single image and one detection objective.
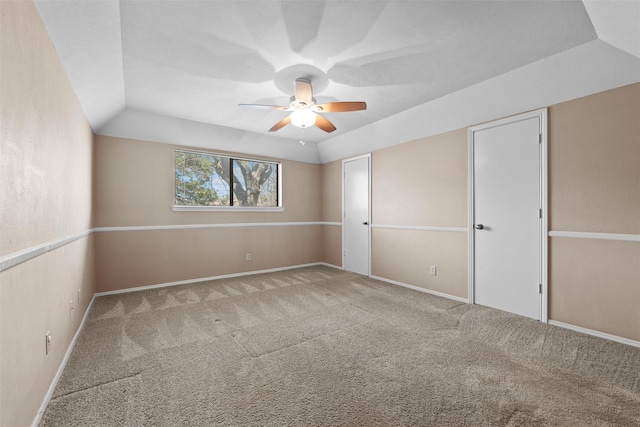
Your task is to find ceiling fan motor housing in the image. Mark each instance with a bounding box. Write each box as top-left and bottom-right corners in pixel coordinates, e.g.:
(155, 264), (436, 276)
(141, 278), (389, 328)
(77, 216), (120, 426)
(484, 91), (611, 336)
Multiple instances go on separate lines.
(289, 95), (317, 110)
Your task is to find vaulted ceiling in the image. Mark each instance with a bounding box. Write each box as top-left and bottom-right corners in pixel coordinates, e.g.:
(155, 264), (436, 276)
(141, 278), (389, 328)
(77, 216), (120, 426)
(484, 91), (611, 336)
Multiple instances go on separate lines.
(34, 1), (640, 163)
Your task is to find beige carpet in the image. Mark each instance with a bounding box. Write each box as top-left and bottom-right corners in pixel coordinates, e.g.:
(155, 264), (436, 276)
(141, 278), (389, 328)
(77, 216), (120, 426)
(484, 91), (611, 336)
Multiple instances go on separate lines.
(41, 266), (640, 426)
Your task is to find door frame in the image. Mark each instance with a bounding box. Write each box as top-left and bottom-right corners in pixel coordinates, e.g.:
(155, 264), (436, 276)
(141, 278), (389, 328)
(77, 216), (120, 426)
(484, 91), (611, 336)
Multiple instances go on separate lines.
(342, 153), (372, 276)
(467, 109), (548, 322)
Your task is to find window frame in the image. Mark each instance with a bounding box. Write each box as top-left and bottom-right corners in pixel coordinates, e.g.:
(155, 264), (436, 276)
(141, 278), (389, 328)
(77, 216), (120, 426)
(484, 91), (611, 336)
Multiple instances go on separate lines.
(172, 148), (283, 212)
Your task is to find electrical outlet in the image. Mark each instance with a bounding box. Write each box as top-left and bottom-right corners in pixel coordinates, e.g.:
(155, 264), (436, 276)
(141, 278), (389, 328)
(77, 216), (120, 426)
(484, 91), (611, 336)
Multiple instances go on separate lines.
(245, 253), (251, 261)
(69, 300), (74, 318)
(45, 332), (51, 355)
(430, 266), (437, 276)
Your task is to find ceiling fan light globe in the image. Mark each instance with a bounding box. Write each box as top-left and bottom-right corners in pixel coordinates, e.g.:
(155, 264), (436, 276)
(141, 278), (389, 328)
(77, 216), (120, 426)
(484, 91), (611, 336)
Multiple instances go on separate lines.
(290, 110), (316, 128)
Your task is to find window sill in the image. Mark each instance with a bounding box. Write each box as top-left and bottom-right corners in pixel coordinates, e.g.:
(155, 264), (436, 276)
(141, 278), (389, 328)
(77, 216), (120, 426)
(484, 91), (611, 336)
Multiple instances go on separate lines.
(172, 206), (284, 213)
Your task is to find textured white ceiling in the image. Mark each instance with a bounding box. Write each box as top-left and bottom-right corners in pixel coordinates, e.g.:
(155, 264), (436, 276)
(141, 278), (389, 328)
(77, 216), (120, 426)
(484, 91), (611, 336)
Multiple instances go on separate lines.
(34, 0), (640, 163)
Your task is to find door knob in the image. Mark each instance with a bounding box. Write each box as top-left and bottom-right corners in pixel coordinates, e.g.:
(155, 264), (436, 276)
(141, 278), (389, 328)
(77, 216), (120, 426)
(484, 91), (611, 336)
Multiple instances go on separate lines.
(362, 221), (369, 225)
(475, 224), (484, 230)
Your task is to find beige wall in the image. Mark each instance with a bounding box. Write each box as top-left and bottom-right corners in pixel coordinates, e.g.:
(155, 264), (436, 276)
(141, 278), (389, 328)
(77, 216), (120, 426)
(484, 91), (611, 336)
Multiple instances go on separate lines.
(321, 224), (343, 268)
(321, 160), (342, 267)
(372, 229), (468, 299)
(93, 135), (324, 292)
(372, 129), (468, 227)
(0, 1), (95, 425)
(95, 227), (323, 292)
(321, 160), (342, 223)
(549, 84), (639, 234)
(550, 238), (639, 340)
(370, 129), (468, 297)
(548, 83), (640, 341)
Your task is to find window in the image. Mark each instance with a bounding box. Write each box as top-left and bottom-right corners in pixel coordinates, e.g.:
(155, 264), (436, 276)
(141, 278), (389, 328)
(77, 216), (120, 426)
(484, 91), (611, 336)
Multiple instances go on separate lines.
(174, 149), (280, 210)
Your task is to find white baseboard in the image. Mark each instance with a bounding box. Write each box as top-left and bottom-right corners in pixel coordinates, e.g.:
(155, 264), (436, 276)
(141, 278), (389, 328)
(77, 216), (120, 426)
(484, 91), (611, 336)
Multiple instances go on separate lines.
(317, 262), (343, 270)
(370, 275), (469, 304)
(548, 320), (640, 348)
(95, 262), (341, 296)
(32, 295), (97, 427)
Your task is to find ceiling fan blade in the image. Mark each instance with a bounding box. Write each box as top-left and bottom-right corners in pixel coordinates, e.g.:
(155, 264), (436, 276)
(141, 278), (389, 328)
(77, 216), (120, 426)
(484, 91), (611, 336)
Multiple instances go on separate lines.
(294, 79), (313, 104)
(268, 116), (291, 132)
(315, 101), (367, 112)
(315, 114), (336, 133)
(238, 104), (288, 110)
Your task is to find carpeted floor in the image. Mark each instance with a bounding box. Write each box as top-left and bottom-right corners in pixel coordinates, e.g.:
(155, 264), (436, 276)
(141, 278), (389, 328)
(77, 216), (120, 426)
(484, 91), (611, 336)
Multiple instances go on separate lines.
(41, 266), (640, 426)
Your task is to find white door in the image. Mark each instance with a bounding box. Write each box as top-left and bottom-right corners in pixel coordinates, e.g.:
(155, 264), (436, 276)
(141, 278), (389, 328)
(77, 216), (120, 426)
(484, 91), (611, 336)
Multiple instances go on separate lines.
(471, 113), (545, 320)
(343, 156), (370, 275)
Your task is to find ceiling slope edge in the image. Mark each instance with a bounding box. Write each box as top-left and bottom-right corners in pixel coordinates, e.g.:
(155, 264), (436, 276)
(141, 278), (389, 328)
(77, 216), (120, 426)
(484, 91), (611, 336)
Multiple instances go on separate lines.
(97, 108), (321, 164)
(583, 0), (640, 59)
(33, 0), (125, 131)
(317, 39), (640, 164)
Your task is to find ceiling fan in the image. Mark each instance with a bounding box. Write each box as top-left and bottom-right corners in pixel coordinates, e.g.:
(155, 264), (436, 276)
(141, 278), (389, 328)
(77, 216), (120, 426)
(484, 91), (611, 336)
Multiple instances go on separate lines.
(238, 78), (366, 133)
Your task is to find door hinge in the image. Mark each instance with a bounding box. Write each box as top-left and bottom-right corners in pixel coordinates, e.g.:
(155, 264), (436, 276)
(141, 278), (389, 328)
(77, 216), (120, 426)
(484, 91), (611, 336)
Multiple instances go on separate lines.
(538, 134), (542, 144)
(539, 208), (542, 219)
(538, 283), (543, 294)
